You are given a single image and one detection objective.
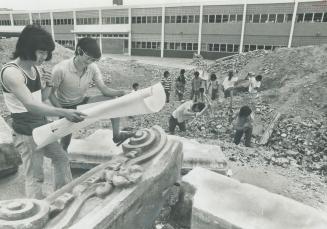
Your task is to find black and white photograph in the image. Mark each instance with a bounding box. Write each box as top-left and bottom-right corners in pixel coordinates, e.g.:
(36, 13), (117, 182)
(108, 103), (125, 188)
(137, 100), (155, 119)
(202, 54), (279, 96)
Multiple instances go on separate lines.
(0, 0), (327, 228)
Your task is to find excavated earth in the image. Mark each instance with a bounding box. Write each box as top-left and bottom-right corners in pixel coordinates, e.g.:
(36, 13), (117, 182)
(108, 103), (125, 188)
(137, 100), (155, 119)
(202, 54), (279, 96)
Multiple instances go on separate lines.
(1, 38), (327, 229)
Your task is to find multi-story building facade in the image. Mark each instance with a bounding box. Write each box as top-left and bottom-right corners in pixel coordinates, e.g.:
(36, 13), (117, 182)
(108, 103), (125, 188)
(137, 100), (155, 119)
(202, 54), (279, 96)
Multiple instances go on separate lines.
(1, 0), (327, 59)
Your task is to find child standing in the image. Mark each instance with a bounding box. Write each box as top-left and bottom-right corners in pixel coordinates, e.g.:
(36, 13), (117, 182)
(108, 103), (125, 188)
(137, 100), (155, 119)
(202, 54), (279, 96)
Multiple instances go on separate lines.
(232, 106), (253, 147)
(161, 71), (172, 103)
(190, 71), (202, 102)
(175, 69), (186, 101)
(207, 73), (219, 100)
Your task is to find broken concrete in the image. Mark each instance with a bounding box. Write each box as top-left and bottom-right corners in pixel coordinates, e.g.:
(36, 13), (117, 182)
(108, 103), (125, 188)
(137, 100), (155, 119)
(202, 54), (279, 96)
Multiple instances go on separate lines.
(0, 116), (21, 177)
(68, 129), (123, 169)
(181, 167), (327, 229)
(170, 136), (228, 175)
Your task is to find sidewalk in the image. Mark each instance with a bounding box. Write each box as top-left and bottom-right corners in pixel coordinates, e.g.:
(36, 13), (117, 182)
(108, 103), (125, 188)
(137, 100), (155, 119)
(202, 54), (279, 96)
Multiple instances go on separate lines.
(103, 54), (215, 70)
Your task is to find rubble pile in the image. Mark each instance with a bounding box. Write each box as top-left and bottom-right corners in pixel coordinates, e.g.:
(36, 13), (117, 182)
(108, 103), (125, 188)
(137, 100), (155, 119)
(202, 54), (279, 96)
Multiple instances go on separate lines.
(267, 115), (327, 172)
(206, 49), (268, 75)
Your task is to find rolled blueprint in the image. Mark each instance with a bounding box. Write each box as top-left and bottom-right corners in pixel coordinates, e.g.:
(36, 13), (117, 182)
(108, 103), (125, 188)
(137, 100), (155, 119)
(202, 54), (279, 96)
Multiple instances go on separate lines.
(32, 82), (165, 148)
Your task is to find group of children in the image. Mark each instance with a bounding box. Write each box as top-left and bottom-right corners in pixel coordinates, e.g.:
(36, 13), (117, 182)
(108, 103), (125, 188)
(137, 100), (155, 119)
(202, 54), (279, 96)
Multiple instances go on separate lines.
(161, 68), (263, 147)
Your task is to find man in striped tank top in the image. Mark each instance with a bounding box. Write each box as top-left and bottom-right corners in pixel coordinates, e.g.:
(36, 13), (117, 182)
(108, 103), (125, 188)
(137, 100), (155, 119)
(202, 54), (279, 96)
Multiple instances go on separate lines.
(0, 25), (87, 199)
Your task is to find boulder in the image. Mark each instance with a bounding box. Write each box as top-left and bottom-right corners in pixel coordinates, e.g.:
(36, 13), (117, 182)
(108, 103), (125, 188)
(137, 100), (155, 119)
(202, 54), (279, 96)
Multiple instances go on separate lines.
(68, 129), (123, 169)
(181, 167), (327, 229)
(0, 116), (21, 177)
(169, 136), (229, 175)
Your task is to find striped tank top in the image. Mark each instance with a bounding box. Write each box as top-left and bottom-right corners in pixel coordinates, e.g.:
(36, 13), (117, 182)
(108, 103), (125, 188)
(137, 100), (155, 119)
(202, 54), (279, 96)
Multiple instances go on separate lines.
(0, 62), (47, 135)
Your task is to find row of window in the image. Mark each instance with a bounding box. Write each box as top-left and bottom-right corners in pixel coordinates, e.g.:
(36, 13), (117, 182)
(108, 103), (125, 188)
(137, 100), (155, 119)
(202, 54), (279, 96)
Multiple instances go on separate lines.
(0, 20), (10, 26)
(202, 43), (240, 53)
(164, 42), (198, 51)
(132, 41), (161, 50)
(5, 12), (327, 27)
(131, 41), (287, 53)
(296, 12), (327, 23)
(77, 33), (100, 38)
(32, 19), (51, 25)
(131, 16), (162, 24)
(76, 17), (99, 25)
(102, 16), (128, 24)
(76, 33), (128, 38)
(132, 41), (200, 51)
(246, 13), (292, 23)
(55, 39), (75, 47)
(53, 18), (74, 25)
(243, 44), (286, 52)
(102, 33), (128, 38)
(13, 19), (30, 26)
(203, 14), (243, 23)
(165, 15), (200, 24)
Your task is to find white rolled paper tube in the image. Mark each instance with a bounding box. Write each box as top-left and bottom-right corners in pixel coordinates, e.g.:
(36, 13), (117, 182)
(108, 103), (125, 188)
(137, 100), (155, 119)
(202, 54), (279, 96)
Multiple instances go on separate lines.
(32, 83), (165, 148)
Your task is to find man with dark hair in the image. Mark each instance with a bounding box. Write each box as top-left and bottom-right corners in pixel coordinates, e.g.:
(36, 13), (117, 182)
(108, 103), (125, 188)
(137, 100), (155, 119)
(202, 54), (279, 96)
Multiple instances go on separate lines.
(0, 24), (86, 199)
(169, 100), (206, 134)
(232, 105), (253, 147)
(161, 70), (172, 103)
(132, 82), (139, 91)
(175, 69), (186, 101)
(49, 37), (132, 150)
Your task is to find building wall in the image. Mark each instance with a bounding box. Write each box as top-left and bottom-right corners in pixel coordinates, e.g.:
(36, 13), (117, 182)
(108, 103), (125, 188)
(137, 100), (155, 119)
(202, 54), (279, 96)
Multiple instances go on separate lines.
(53, 11), (74, 40)
(131, 49), (160, 57)
(164, 50), (194, 58)
(292, 1), (327, 46)
(2, 1), (327, 58)
(102, 39), (124, 54)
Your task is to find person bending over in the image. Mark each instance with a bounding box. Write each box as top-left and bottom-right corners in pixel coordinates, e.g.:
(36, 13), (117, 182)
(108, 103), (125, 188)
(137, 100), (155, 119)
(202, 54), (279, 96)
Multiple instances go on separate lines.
(169, 101), (206, 134)
(232, 105), (253, 147)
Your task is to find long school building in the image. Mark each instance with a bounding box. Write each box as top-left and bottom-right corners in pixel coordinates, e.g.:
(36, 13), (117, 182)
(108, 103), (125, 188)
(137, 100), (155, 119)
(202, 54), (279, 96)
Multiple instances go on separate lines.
(1, 0), (327, 59)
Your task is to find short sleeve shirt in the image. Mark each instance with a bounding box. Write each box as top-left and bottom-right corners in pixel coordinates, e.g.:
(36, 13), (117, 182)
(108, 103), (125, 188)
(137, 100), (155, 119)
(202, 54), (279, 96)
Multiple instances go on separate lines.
(248, 76), (261, 93)
(52, 57), (104, 106)
(222, 77), (238, 90)
(172, 100), (193, 123)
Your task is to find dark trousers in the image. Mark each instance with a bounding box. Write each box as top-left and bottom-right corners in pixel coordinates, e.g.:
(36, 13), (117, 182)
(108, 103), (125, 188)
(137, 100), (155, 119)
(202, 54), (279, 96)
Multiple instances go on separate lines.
(165, 89), (170, 103)
(211, 89), (218, 100)
(233, 127), (253, 147)
(190, 90), (200, 102)
(224, 87), (235, 98)
(176, 91), (184, 101)
(169, 116), (186, 134)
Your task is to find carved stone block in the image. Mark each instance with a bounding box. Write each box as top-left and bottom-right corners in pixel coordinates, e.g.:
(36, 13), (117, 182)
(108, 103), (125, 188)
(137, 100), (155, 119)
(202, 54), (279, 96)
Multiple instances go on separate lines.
(0, 125), (183, 229)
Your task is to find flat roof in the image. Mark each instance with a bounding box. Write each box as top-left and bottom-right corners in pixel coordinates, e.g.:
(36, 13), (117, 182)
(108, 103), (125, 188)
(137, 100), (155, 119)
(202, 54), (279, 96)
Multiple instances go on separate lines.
(0, 0), (322, 14)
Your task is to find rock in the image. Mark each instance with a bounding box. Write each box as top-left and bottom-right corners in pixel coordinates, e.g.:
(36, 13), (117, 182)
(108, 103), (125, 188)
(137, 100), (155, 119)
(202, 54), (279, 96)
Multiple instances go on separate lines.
(182, 167), (327, 229)
(170, 136), (229, 175)
(0, 116), (21, 177)
(68, 129), (123, 169)
(43, 125), (183, 229)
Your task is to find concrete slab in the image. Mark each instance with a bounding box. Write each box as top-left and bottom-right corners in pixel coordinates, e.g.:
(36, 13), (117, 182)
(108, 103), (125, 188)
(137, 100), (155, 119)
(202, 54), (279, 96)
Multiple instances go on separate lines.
(0, 116), (21, 177)
(183, 167), (327, 229)
(68, 129), (123, 169)
(169, 136), (228, 175)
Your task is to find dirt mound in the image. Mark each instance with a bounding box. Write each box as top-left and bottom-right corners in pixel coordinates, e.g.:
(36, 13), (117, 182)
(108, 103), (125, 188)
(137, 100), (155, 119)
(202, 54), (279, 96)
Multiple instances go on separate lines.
(0, 37), (74, 70)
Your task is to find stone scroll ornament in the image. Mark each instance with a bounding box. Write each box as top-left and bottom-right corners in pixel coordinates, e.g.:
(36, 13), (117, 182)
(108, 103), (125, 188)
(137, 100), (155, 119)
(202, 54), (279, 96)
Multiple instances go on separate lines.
(0, 125), (183, 229)
(32, 82), (166, 148)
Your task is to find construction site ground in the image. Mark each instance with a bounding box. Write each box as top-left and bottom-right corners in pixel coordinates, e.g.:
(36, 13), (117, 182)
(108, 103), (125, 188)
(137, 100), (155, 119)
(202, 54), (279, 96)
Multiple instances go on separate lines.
(0, 38), (326, 218)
